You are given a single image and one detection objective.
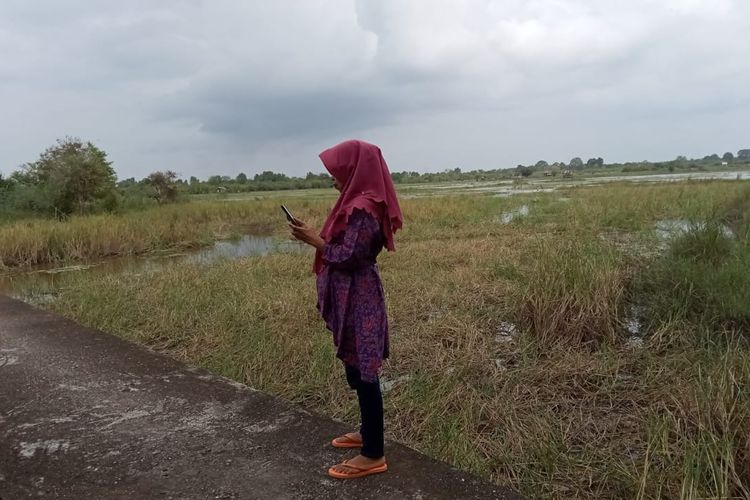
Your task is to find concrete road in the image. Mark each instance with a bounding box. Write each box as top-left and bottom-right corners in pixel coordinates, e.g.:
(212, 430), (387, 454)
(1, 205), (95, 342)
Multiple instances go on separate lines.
(0, 296), (521, 499)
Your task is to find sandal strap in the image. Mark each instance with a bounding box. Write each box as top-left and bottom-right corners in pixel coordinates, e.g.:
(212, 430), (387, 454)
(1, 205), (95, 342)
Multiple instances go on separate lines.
(337, 460), (369, 472)
(335, 433), (362, 443)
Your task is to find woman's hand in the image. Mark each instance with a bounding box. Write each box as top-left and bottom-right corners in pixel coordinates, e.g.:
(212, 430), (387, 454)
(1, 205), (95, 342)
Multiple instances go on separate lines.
(289, 219), (326, 251)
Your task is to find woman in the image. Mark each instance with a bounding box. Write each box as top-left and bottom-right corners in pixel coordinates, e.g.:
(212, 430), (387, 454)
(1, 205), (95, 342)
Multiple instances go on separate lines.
(289, 139), (403, 479)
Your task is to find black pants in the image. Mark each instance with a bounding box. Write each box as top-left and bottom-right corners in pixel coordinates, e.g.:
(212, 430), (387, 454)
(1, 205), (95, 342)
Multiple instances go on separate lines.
(344, 364), (384, 459)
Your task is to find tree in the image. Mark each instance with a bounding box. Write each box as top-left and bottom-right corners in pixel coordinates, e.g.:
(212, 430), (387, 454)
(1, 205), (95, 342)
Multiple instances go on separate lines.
(21, 137), (116, 215)
(585, 157), (604, 168)
(146, 170), (178, 204)
(534, 160), (548, 170)
(0, 173), (12, 191)
(236, 173), (248, 184)
(675, 155), (688, 162)
(254, 171), (289, 182)
(703, 154), (720, 161)
(723, 152), (734, 161)
(738, 149), (750, 160)
(569, 157), (584, 169)
(516, 165), (533, 177)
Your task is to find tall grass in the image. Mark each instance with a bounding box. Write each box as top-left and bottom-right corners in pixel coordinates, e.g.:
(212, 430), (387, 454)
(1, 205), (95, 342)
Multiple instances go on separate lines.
(0, 200), (326, 268)
(518, 235), (630, 346)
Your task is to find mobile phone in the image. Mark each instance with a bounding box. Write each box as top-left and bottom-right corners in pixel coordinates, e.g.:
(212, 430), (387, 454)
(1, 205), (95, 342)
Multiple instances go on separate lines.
(281, 205), (298, 224)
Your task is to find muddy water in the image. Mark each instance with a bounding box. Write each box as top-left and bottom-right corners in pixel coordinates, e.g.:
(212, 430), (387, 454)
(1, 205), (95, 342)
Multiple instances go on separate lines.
(0, 235), (308, 298)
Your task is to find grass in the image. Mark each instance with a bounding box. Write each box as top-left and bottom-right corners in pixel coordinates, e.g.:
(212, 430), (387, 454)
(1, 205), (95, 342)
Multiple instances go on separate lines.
(0, 199), (325, 268)
(8, 179), (750, 498)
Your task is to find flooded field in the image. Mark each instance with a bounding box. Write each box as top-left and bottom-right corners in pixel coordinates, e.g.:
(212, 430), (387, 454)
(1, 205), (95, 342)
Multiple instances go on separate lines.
(2, 172), (750, 499)
(0, 235), (308, 299)
(400, 169), (750, 198)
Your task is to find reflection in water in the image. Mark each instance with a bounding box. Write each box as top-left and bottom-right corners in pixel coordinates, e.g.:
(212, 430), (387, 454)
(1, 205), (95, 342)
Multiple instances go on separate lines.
(0, 235), (307, 298)
(190, 235), (277, 263)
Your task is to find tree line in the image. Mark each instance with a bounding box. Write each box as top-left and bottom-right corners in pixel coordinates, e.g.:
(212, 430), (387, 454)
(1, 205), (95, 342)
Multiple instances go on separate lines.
(2, 138), (749, 219)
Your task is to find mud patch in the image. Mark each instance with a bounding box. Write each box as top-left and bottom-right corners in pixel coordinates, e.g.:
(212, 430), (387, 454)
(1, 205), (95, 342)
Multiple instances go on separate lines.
(19, 440), (70, 459)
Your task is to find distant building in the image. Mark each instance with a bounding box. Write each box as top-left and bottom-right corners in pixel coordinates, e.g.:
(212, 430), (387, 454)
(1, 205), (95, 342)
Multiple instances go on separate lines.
(216, 186), (228, 193)
(721, 161), (729, 166)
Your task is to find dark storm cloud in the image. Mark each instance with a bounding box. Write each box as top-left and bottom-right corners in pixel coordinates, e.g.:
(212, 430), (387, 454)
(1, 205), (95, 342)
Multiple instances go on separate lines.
(1, 0), (749, 179)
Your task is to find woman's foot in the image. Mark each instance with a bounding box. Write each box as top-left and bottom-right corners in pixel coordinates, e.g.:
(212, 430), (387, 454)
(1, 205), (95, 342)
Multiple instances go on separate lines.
(331, 432), (363, 448)
(328, 454), (387, 479)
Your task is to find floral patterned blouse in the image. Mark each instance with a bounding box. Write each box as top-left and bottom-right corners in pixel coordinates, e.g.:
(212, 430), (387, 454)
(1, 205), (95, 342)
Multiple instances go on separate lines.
(316, 208), (389, 382)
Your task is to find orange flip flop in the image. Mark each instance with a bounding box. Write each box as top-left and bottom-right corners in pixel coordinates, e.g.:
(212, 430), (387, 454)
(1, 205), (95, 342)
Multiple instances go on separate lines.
(328, 459), (388, 479)
(331, 433), (363, 449)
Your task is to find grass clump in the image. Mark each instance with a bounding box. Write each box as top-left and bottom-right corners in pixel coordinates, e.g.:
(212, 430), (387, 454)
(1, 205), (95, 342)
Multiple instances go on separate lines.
(518, 235), (630, 347)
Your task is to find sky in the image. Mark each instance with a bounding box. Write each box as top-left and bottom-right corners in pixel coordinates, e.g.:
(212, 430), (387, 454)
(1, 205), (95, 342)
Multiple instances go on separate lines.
(1, 0), (749, 180)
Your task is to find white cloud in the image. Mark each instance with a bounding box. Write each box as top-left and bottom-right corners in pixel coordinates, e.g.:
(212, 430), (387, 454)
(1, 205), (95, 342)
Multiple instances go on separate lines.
(1, 0), (748, 179)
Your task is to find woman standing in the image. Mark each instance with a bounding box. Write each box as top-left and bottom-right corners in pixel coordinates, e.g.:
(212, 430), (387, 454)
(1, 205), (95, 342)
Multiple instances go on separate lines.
(289, 139), (403, 479)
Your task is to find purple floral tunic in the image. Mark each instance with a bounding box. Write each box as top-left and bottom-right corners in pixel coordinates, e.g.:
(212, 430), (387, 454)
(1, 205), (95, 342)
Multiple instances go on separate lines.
(316, 208), (389, 382)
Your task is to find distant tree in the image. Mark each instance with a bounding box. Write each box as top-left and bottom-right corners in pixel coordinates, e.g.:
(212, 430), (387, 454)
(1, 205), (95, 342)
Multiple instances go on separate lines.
(236, 172), (248, 184)
(117, 177), (137, 188)
(516, 165), (533, 177)
(722, 152), (734, 161)
(534, 160), (548, 170)
(146, 170), (178, 204)
(675, 155), (688, 162)
(738, 149), (750, 160)
(0, 173), (13, 191)
(569, 157), (584, 169)
(703, 154), (720, 161)
(207, 175), (223, 185)
(189, 176), (200, 185)
(254, 171), (289, 182)
(19, 137), (116, 215)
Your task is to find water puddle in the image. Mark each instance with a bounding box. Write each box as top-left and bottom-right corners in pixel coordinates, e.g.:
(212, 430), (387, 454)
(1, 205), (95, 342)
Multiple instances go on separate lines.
(498, 205), (530, 224)
(0, 235), (307, 298)
(655, 219), (734, 240)
(621, 305), (646, 349)
(189, 235), (284, 264)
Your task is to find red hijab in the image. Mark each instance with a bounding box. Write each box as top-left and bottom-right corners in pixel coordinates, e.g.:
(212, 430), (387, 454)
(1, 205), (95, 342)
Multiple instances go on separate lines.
(314, 139), (403, 274)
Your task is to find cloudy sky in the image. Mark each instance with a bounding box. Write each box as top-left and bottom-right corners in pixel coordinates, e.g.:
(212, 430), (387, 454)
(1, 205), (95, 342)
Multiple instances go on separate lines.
(1, 0), (748, 180)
